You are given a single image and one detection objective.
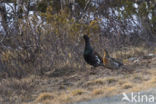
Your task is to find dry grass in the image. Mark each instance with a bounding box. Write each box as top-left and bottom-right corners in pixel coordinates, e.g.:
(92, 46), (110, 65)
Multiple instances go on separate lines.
(0, 47), (156, 104)
(1, 67), (156, 104)
(0, 75), (35, 93)
(105, 77), (118, 85)
(86, 78), (105, 86)
(112, 47), (150, 59)
(86, 77), (118, 87)
(32, 66), (156, 104)
(35, 93), (54, 102)
(92, 88), (104, 95)
(71, 89), (87, 96)
(0, 75), (39, 103)
(122, 82), (133, 89)
(34, 68), (155, 104)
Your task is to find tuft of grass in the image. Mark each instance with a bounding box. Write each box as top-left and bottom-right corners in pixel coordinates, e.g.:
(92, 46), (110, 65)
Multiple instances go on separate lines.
(0, 76), (35, 95)
(94, 79), (105, 84)
(122, 82), (133, 89)
(106, 77), (117, 84)
(146, 76), (156, 84)
(103, 86), (117, 97)
(85, 77), (118, 88)
(92, 88), (104, 95)
(35, 92), (54, 102)
(57, 92), (71, 102)
(132, 74), (144, 82)
(72, 89), (86, 96)
(86, 78), (105, 86)
(112, 47), (148, 59)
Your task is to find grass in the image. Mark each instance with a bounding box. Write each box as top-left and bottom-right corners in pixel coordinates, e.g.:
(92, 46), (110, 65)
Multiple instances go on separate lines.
(0, 75), (38, 103)
(33, 68), (156, 104)
(71, 89), (86, 96)
(122, 82), (133, 89)
(35, 93), (54, 102)
(86, 78), (105, 86)
(0, 47), (156, 104)
(106, 77), (118, 84)
(86, 77), (118, 87)
(92, 88), (104, 95)
(112, 47), (148, 59)
(2, 68), (156, 104)
(29, 65), (156, 104)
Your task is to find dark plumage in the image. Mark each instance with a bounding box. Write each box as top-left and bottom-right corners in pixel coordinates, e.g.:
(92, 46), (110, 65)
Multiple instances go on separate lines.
(83, 35), (123, 70)
(83, 35), (104, 67)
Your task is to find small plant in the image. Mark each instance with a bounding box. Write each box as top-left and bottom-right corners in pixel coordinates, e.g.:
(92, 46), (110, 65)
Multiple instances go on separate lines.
(106, 77), (117, 84)
(92, 88), (104, 95)
(72, 89), (86, 96)
(35, 92), (54, 102)
(122, 82), (133, 89)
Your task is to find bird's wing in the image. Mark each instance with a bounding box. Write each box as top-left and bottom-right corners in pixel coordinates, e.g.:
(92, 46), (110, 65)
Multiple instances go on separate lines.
(93, 51), (103, 64)
(95, 55), (101, 64)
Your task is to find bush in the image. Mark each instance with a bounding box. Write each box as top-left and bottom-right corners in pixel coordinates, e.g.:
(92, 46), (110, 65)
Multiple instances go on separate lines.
(0, 7), (100, 78)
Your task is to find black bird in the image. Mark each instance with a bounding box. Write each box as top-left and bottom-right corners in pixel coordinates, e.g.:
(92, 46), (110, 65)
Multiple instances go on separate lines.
(83, 35), (104, 67)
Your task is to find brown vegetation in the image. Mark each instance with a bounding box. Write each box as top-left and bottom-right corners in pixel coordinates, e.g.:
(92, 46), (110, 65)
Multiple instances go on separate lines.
(0, 53), (156, 104)
(0, 0), (156, 104)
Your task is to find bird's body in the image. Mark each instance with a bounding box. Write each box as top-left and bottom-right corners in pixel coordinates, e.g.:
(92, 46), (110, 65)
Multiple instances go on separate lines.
(83, 35), (123, 70)
(83, 35), (103, 67)
(103, 49), (123, 69)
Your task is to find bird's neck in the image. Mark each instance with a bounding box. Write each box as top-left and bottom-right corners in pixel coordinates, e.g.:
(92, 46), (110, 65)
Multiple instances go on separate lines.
(85, 40), (92, 50)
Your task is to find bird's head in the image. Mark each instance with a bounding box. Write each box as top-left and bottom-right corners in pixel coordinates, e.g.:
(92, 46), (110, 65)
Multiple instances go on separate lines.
(83, 35), (89, 41)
